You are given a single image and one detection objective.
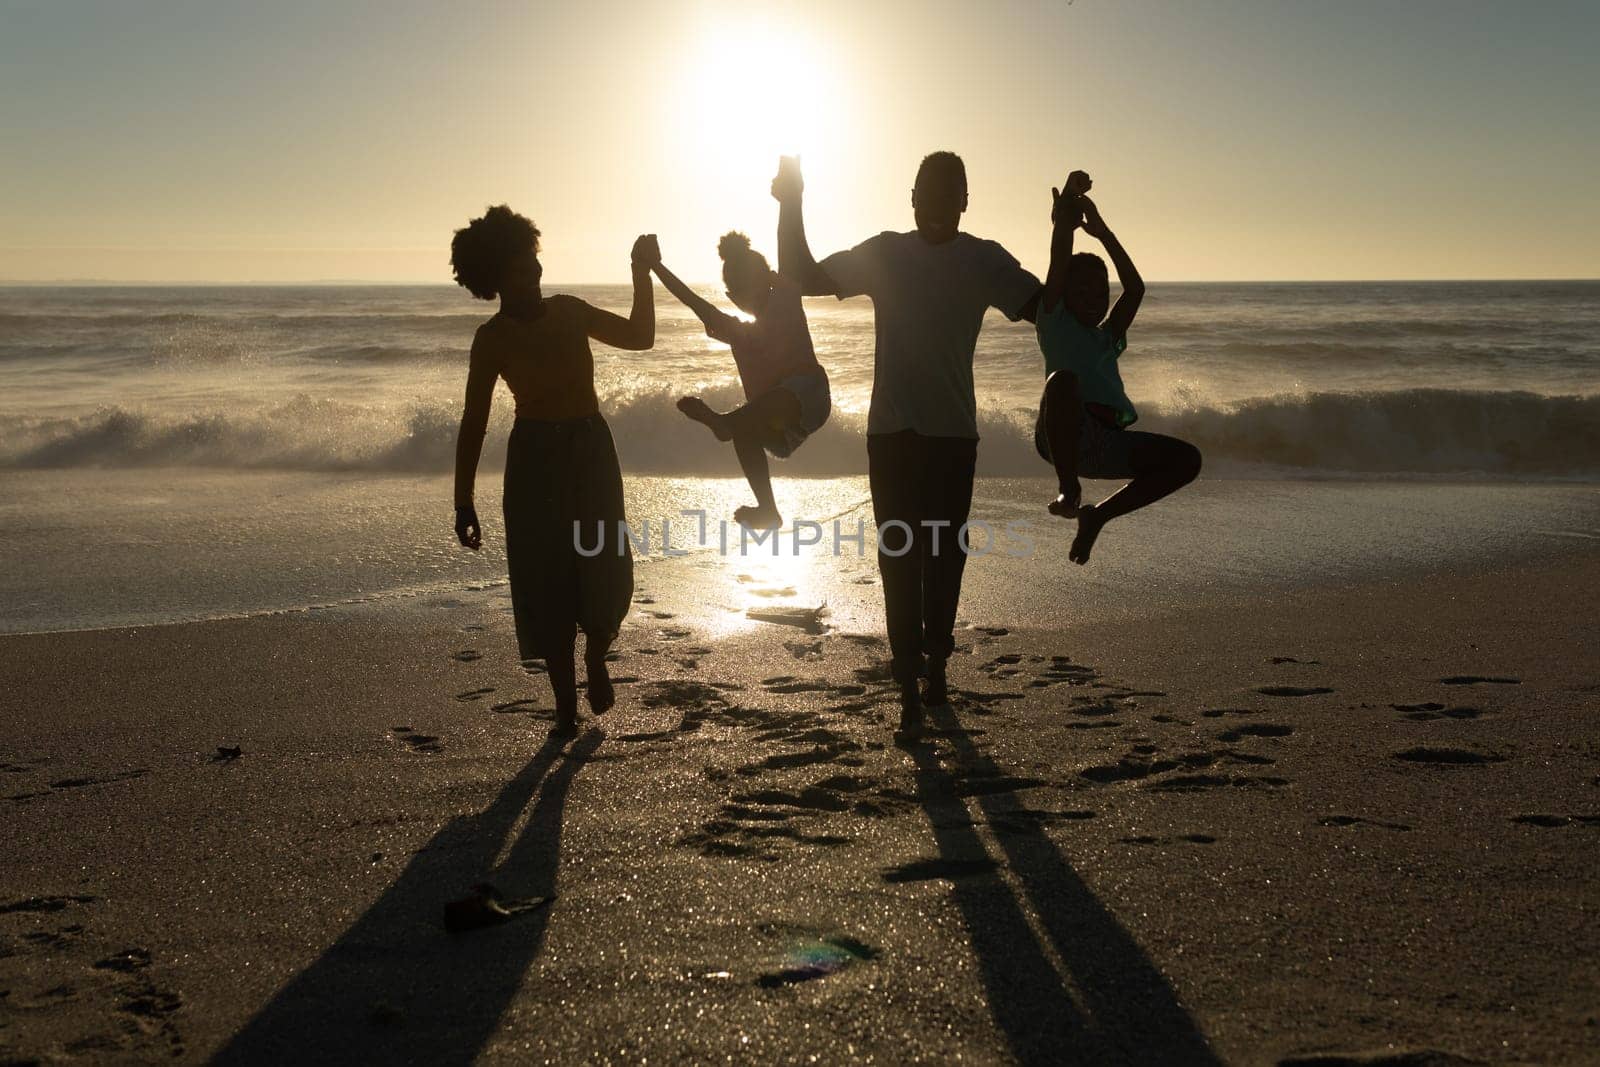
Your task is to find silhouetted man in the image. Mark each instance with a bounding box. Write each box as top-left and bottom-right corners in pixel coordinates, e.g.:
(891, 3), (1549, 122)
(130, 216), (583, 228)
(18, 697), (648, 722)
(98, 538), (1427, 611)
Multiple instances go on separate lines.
(773, 152), (1042, 740)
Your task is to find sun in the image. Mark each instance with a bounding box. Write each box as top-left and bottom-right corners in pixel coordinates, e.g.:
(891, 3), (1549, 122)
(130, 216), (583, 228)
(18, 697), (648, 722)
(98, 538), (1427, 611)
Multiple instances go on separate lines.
(676, 16), (845, 190)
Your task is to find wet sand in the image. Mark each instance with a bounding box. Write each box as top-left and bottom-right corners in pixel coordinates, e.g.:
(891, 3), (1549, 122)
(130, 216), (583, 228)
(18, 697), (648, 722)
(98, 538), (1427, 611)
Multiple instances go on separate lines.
(2, 553), (1598, 1064)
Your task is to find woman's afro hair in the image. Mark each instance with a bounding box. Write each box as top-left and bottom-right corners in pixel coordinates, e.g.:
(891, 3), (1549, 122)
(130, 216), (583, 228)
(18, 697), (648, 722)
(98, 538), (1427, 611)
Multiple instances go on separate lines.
(451, 205), (539, 301)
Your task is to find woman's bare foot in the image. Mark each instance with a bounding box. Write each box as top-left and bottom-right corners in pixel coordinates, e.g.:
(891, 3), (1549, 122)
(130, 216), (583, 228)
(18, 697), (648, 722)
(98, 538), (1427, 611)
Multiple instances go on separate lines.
(677, 396), (732, 441)
(583, 654), (614, 714)
(733, 504), (782, 531)
(1069, 504), (1105, 565)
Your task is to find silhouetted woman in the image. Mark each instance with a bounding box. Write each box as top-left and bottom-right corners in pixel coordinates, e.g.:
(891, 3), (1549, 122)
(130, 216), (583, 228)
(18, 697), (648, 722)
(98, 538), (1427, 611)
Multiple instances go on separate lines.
(450, 205), (657, 736)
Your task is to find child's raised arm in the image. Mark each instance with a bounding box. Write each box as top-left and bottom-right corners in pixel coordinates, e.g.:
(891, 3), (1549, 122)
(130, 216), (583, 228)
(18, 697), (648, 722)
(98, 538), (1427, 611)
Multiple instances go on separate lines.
(651, 259), (740, 341)
(1043, 170), (1091, 311)
(1081, 196), (1145, 340)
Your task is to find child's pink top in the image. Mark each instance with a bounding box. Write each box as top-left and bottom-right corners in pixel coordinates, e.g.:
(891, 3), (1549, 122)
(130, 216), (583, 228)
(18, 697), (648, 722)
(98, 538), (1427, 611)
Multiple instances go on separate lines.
(705, 274), (824, 401)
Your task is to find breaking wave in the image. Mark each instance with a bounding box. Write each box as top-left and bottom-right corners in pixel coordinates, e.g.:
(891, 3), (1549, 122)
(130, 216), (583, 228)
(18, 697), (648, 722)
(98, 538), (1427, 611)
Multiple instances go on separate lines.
(2, 387), (1596, 480)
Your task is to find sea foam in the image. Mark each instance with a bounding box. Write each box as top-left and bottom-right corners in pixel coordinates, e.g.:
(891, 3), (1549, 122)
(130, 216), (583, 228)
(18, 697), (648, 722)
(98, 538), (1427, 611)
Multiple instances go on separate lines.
(3, 387), (1595, 480)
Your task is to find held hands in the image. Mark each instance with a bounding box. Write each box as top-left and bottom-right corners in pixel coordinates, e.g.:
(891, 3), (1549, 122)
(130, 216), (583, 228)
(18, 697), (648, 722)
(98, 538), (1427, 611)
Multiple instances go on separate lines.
(631, 234), (660, 272)
(455, 504), (482, 551)
(1051, 170), (1094, 227)
(771, 155), (803, 203)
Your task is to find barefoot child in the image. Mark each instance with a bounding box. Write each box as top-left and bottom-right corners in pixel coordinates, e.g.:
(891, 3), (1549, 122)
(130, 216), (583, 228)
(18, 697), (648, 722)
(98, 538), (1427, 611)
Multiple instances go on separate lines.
(652, 233), (831, 530)
(1036, 172), (1202, 564)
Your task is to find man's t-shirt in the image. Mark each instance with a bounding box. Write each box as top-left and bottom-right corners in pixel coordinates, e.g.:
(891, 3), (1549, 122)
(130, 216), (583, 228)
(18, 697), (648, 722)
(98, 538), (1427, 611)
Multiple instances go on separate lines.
(703, 274), (822, 402)
(1035, 300), (1137, 427)
(820, 231), (1041, 439)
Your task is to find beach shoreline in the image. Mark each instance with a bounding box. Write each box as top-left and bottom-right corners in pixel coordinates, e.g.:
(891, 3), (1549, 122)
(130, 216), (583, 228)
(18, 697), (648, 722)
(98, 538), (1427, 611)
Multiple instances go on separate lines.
(3, 547), (1597, 1063)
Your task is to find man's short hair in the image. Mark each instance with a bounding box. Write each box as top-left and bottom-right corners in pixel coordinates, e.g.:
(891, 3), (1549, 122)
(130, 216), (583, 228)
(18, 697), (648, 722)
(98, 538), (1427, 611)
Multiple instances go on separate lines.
(915, 151), (967, 195)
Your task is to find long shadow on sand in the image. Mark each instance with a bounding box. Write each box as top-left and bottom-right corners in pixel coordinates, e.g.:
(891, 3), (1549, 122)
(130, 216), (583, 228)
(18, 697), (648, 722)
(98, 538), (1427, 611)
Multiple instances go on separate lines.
(910, 704), (1220, 1065)
(212, 730), (602, 1065)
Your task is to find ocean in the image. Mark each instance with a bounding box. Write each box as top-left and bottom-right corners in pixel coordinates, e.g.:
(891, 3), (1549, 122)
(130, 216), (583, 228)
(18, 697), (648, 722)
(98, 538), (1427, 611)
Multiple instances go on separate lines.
(2, 281), (1597, 633)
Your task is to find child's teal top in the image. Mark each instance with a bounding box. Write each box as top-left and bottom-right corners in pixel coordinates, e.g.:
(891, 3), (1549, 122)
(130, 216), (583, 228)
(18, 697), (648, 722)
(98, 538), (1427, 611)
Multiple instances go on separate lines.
(1035, 300), (1138, 427)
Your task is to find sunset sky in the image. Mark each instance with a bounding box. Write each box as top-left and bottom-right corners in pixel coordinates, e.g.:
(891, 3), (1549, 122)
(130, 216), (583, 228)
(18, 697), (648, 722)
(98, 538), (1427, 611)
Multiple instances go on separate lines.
(2, 0), (1596, 284)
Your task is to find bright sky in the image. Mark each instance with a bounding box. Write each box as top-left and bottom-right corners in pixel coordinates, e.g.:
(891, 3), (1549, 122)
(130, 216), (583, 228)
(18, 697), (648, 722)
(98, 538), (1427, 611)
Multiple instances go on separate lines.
(2, 0), (1596, 283)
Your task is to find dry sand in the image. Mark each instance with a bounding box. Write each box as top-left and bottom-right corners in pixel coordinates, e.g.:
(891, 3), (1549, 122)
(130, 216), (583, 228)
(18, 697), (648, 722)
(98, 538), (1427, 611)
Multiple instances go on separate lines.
(2, 554), (1598, 1064)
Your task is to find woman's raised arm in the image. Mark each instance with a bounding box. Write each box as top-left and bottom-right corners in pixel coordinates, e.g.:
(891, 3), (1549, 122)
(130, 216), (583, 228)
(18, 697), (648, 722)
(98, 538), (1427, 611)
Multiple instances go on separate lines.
(584, 235), (658, 351)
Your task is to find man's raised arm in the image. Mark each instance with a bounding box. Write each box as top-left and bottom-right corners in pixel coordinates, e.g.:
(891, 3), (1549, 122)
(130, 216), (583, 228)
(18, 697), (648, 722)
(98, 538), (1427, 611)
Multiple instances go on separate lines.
(772, 155), (839, 296)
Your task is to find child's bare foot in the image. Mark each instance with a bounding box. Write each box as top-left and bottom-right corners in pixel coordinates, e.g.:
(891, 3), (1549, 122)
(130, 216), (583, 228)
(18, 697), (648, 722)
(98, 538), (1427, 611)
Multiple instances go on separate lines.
(1069, 504), (1105, 565)
(677, 396), (732, 441)
(1049, 478), (1082, 519)
(733, 504), (781, 531)
(583, 655), (614, 714)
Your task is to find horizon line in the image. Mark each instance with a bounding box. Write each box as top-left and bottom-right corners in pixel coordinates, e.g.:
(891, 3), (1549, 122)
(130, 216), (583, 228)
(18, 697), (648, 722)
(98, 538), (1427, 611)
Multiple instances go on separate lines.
(3, 276), (1598, 288)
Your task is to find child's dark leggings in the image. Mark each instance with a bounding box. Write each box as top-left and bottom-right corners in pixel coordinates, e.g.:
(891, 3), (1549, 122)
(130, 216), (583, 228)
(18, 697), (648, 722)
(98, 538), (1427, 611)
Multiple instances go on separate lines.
(867, 430), (978, 686)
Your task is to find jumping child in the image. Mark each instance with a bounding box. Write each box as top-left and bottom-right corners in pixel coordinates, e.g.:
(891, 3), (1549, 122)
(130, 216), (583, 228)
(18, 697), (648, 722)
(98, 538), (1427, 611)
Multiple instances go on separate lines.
(1036, 171), (1202, 564)
(652, 233), (831, 530)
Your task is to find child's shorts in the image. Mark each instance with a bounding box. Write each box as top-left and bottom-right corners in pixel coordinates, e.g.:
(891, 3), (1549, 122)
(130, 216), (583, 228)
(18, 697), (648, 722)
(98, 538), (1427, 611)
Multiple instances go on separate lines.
(767, 371), (831, 458)
(1034, 390), (1138, 480)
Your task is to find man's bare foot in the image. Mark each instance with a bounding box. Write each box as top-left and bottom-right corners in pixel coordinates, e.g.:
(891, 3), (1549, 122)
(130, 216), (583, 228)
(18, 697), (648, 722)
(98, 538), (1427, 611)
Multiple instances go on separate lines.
(1069, 504), (1105, 565)
(733, 504), (781, 531)
(677, 396), (732, 441)
(893, 681), (926, 744)
(553, 699), (579, 738)
(923, 657), (949, 707)
(583, 655), (614, 714)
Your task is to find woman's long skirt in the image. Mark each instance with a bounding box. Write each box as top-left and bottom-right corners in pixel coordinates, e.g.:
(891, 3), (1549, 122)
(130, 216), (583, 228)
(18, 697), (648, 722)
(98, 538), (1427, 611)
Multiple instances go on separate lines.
(502, 414), (632, 662)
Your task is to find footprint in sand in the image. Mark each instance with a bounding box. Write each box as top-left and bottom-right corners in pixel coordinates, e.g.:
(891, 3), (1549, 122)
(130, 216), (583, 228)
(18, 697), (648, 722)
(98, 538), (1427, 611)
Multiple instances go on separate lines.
(1146, 774), (1290, 791)
(1270, 656), (1322, 665)
(1121, 834), (1216, 846)
(1439, 675), (1520, 686)
(678, 814), (854, 861)
(1081, 755), (1194, 784)
(48, 770), (149, 791)
(1319, 814), (1412, 832)
(737, 739), (863, 776)
(390, 727), (442, 754)
(838, 633), (885, 648)
(489, 698), (539, 714)
(455, 687), (496, 702)
(451, 649), (482, 663)
(1278, 1049), (1482, 1066)
(1215, 723), (1295, 742)
(1392, 746), (1505, 765)
(1511, 813), (1600, 828)
(0, 894), (97, 915)
(94, 947), (154, 973)
(1202, 708), (1261, 719)
(1255, 686), (1333, 697)
(1391, 702), (1484, 721)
